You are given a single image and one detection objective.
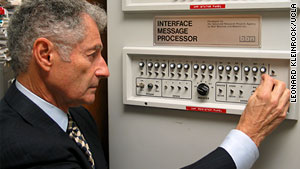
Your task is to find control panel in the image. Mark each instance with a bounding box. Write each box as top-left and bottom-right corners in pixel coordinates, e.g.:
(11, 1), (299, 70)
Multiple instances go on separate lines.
(123, 46), (297, 120)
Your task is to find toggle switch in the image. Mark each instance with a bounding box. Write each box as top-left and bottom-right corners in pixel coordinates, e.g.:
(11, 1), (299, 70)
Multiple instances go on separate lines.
(225, 65), (232, 72)
(184, 64), (190, 70)
(193, 64), (199, 70)
(233, 66), (240, 72)
(252, 66), (258, 73)
(208, 65), (214, 71)
(177, 63), (183, 70)
(148, 62), (153, 69)
(201, 64), (207, 71)
(161, 63), (167, 69)
(218, 65), (224, 71)
(244, 66), (250, 73)
(260, 66), (267, 73)
(139, 62), (145, 68)
(170, 63), (176, 69)
(136, 83), (145, 88)
(148, 83), (153, 89)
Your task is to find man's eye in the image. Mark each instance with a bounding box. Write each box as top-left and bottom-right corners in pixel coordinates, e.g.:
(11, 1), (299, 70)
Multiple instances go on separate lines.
(88, 52), (97, 58)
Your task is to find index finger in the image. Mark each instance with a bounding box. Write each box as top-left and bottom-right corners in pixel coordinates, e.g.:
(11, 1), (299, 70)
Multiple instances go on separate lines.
(256, 74), (275, 93)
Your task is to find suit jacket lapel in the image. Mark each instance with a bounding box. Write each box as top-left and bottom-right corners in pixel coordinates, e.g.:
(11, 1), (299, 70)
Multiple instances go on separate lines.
(5, 83), (107, 169)
(4, 82), (66, 137)
(4, 83), (94, 169)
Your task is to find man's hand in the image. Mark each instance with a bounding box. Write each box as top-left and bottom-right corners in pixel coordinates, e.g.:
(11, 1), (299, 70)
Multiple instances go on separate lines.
(236, 74), (290, 147)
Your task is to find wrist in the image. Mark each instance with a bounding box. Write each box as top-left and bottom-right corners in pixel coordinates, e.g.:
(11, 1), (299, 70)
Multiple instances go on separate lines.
(236, 125), (263, 147)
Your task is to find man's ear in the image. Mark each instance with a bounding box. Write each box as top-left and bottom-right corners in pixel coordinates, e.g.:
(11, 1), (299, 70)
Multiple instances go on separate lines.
(32, 38), (56, 72)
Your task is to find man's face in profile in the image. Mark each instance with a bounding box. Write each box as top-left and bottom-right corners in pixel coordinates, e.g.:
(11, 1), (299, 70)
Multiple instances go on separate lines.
(48, 14), (110, 107)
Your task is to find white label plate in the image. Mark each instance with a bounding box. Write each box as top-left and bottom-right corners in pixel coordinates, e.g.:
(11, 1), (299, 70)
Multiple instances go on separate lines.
(154, 15), (261, 47)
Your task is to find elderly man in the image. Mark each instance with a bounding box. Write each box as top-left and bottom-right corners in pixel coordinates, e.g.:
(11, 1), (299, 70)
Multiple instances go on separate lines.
(0, 0), (290, 169)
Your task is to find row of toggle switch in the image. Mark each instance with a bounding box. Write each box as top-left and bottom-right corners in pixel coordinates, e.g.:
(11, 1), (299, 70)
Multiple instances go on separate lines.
(137, 82), (189, 91)
(139, 62), (267, 74)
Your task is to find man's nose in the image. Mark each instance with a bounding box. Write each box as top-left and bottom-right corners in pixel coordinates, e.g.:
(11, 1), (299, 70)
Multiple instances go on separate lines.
(95, 56), (110, 78)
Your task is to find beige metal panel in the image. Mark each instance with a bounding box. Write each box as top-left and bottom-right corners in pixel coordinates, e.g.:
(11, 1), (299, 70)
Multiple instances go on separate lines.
(108, 1), (300, 168)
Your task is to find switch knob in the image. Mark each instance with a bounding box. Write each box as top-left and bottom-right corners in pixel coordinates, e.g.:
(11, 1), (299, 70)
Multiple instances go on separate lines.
(184, 64), (190, 70)
(260, 66), (267, 73)
(201, 64), (207, 71)
(225, 65), (232, 72)
(136, 83), (145, 88)
(193, 64), (199, 70)
(148, 83), (153, 89)
(154, 62), (160, 69)
(148, 62), (153, 68)
(233, 66), (240, 72)
(197, 83), (210, 96)
(177, 63), (183, 69)
(244, 66), (250, 73)
(208, 65), (214, 71)
(170, 63), (176, 69)
(252, 66), (258, 73)
(218, 65), (224, 71)
(161, 63), (167, 69)
(139, 62), (145, 68)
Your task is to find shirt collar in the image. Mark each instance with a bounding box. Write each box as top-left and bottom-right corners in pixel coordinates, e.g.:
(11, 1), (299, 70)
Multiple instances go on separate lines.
(15, 80), (68, 132)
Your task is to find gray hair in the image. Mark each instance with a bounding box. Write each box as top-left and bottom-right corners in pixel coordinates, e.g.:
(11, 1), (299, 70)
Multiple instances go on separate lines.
(7, 0), (107, 75)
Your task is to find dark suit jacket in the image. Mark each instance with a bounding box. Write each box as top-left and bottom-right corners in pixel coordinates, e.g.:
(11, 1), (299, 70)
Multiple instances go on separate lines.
(0, 83), (107, 169)
(182, 147), (236, 169)
(0, 83), (236, 169)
